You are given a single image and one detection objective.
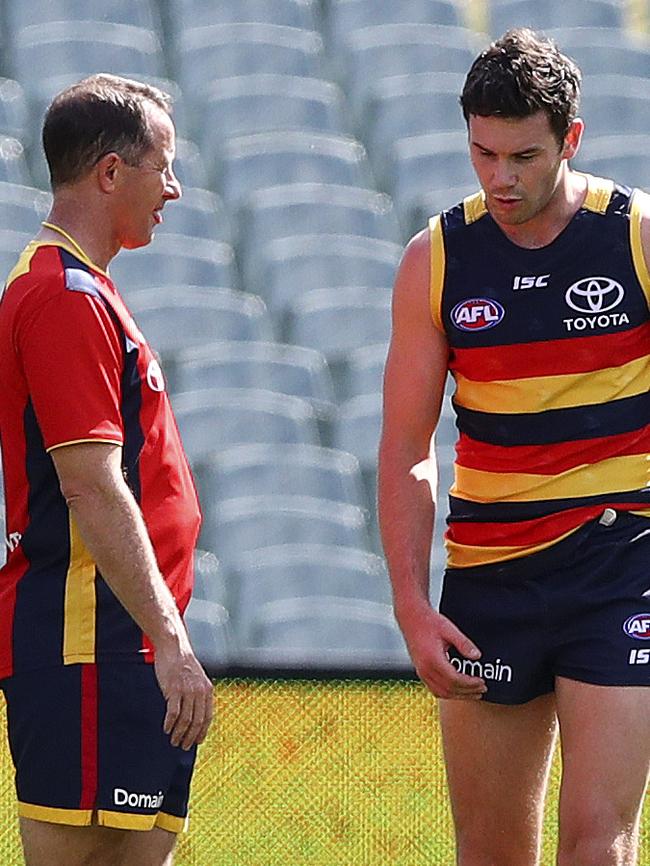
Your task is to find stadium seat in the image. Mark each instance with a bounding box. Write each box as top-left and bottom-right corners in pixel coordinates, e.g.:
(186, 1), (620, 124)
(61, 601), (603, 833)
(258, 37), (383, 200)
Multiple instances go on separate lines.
(327, 0), (462, 51)
(0, 137), (32, 186)
(345, 343), (389, 398)
(287, 286), (392, 368)
(178, 24), (324, 98)
(408, 183), (480, 237)
(11, 22), (166, 91)
(193, 549), (228, 607)
(260, 234), (400, 323)
(154, 187), (232, 243)
(0, 182), (51, 234)
(217, 130), (374, 211)
(245, 595), (409, 668)
(228, 542), (392, 643)
(339, 23), (477, 114)
(170, 341), (336, 422)
(579, 74), (650, 138)
(194, 75), (349, 156)
(6, 0), (162, 35)
(171, 388), (320, 463)
(109, 234), (237, 294)
(126, 288), (274, 359)
(545, 27), (650, 79)
(332, 393), (382, 470)
(172, 0), (319, 32)
(239, 183), (402, 285)
(488, 0), (625, 35)
(363, 72), (468, 180)
(184, 597), (234, 671)
(202, 494), (371, 565)
(575, 137), (650, 191)
(0, 229), (33, 278)
(171, 138), (211, 190)
(194, 443), (366, 511)
(390, 131), (475, 231)
(0, 78), (29, 141)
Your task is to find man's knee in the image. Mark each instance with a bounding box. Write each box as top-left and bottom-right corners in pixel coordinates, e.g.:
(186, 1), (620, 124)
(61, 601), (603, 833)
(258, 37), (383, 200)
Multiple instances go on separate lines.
(455, 822), (540, 866)
(557, 810), (639, 866)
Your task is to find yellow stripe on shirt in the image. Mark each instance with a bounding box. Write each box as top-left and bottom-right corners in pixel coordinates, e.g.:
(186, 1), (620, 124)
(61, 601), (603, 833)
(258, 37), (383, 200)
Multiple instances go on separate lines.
(445, 526), (581, 568)
(454, 354), (650, 414)
(63, 514), (97, 664)
(453, 452), (650, 503)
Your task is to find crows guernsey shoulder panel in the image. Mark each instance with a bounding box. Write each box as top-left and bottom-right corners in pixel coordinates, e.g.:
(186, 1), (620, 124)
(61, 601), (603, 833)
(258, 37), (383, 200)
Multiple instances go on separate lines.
(430, 173), (650, 568)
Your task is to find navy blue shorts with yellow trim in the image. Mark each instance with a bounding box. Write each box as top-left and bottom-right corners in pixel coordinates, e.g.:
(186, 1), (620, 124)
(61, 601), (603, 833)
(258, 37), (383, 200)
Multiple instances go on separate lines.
(1, 661), (197, 831)
(439, 510), (650, 705)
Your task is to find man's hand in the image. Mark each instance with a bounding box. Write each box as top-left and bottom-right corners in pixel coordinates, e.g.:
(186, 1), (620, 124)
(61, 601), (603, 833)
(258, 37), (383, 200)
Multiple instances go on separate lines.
(154, 644), (214, 750)
(399, 606), (487, 700)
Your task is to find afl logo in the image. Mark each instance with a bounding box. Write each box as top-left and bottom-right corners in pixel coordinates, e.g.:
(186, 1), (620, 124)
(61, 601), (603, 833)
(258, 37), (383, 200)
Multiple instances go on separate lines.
(623, 613), (650, 640)
(565, 277), (624, 313)
(451, 298), (505, 331)
(146, 359), (165, 392)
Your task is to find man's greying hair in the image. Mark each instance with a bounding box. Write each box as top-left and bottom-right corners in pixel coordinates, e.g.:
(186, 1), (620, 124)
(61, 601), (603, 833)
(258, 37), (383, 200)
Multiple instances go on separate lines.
(460, 29), (581, 145)
(42, 73), (172, 190)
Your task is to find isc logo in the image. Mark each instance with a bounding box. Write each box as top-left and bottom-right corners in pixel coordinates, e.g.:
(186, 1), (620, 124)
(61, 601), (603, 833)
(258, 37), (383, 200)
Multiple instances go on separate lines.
(623, 613), (650, 640)
(451, 298), (505, 331)
(512, 274), (550, 290)
(629, 648), (650, 665)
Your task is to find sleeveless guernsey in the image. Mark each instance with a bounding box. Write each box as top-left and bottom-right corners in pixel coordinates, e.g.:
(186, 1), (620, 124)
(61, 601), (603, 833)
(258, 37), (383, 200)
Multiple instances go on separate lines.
(429, 173), (650, 569)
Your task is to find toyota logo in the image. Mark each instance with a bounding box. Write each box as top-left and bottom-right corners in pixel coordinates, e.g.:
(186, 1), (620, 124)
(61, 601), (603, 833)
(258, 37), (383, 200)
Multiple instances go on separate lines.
(565, 277), (625, 313)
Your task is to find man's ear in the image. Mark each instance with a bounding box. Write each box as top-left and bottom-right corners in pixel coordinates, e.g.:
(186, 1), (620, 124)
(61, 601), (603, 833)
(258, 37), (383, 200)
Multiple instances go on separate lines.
(95, 152), (122, 193)
(562, 117), (584, 161)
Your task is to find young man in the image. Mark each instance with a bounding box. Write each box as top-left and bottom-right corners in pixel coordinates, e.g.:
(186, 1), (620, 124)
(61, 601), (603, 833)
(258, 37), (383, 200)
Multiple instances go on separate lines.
(0, 75), (213, 866)
(379, 29), (650, 866)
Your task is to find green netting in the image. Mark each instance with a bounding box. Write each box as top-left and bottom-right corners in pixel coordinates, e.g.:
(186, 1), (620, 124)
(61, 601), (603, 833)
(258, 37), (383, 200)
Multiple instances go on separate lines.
(0, 680), (647, 865)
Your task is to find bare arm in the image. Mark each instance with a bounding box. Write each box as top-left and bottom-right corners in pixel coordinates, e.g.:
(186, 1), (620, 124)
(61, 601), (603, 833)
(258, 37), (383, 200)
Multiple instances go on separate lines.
(378, 228), (486, 700)
(51, 441), (213, 748)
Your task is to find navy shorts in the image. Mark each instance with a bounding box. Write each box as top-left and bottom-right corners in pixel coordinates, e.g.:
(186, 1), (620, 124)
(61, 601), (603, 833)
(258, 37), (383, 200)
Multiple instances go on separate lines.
(1, 661), (197, 831)
(439, 510), (650, 705)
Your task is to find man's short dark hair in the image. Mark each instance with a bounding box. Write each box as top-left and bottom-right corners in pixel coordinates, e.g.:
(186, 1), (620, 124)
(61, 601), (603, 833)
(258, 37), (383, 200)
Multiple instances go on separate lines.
(460, 28), (581, 145)
(42, 73), (172, 190)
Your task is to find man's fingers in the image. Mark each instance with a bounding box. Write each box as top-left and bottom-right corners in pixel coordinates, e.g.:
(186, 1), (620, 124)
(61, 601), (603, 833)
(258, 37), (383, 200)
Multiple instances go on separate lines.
(163, 690), (181, 736)
(440, 620), (482, 661)
(169, 692), (196, 747)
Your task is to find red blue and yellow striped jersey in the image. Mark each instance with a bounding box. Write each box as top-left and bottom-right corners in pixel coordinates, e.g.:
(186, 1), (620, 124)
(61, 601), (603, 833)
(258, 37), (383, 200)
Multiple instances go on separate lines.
(0, 240), (201, 677)
(430, 174), (650, 569)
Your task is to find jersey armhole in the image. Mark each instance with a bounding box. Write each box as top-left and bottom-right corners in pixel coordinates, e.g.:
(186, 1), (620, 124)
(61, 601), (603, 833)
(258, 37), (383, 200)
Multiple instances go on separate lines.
(629, 189), (650, 309)
(428, 214), (445, 332)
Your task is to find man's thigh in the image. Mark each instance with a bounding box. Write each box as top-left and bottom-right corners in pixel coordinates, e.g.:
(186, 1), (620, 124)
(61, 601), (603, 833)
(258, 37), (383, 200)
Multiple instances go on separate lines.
(439, 693), (557, 865)
(555, 679), (650, 861)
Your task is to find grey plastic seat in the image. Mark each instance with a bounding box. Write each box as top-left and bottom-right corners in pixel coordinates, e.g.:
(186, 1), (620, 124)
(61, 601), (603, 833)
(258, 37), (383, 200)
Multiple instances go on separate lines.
(229, 542), (391, 642)
(390, 131), (475, 228)
(202, 494), (371, 564)
(109, 235), (237, 294)
(184, 597), (234, 671)
(0, 78), (29, 140)
(172, 388), (320, 463)
(172, 138), (210, 190)
(0, 137), (32, 186)
(170, 341), (335, 419)
(127, 289), (273, 360)
(239, 183), (401, 282)
(364, 72), (468, 179)
(489, 0), (625, 35)
(408, 183), (480, 237)
(155, 187), (232, 243)
(579, 74), (650, 138)
(173, 0), (318, 32)
(0, 229), (33, 274)
(6, 0), (162, 35)
(332, 393), (382, 470)
(196, 75), (348, 153)
(178, 24), (324, 99)
(0, 182), (51, 234)
(261, 234), (401, 319)
(246, 595), (409, 668)
(329, 0), (462, 50)
(12, 22), (166, 90)
(217, 131), (374, 210)
(346, 343), (389, 398)
(575, 136), (650, 190)
(288, 286), (392, 365)
(341, 24), (477, 113)
(544, 27), (650, 78)
(193, 549), (228, 607)
(194, 443), (366, 516)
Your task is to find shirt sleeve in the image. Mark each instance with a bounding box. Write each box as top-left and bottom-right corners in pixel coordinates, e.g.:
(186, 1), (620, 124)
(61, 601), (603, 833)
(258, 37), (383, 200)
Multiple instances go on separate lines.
(17, 288), (125, 451)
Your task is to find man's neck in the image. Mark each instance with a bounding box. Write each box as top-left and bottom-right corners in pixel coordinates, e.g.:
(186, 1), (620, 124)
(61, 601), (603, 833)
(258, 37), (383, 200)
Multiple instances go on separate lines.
(493, 169), (588, 250)
(37, 195), (119, 271)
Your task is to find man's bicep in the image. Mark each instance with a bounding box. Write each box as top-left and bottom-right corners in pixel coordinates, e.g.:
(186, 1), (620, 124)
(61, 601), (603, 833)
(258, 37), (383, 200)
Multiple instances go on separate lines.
(19, 291), (125, 451)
